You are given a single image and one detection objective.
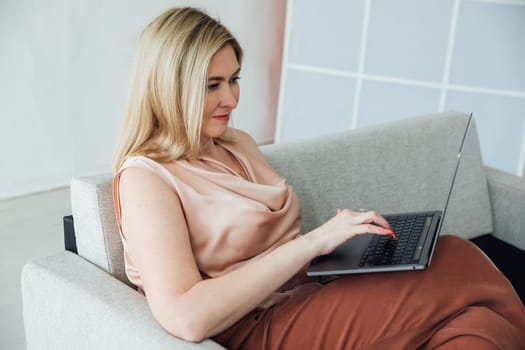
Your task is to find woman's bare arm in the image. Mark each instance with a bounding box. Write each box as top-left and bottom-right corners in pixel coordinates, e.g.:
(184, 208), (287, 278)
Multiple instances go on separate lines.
(118, 167), (391, 342)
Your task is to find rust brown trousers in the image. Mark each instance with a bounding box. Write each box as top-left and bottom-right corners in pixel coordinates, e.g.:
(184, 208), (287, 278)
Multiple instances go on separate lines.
(214, 236), (525, 349)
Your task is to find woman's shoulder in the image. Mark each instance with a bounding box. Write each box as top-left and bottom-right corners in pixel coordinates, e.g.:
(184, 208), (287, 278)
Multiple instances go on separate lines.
(226, 127), (258, 147)
(117, 155), (187, 186)
(224, 127), (263, 156)
(223, 127), (276, 169)
(119, 155), (165, 174)
(115, 155), (184, 199)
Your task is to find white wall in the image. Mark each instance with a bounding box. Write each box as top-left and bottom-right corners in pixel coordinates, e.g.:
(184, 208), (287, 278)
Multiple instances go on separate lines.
(0, 0), (286, 199)
(277, 0), (525, 176)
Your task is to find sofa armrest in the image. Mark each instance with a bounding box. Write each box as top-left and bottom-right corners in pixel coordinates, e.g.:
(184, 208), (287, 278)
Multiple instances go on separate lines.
(21, 251), (224, 350)
(485, 166), (525, 251)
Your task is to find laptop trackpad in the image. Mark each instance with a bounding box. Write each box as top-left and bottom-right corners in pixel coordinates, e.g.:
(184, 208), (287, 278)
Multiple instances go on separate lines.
(308, 234), (373, 274)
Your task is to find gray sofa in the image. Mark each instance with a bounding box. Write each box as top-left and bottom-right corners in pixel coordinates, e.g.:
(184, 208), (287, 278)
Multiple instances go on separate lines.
(21, 112), (525, 349)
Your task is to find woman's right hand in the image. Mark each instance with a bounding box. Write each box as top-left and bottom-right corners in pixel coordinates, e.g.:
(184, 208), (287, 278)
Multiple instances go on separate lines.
(305, 209), (395, 257)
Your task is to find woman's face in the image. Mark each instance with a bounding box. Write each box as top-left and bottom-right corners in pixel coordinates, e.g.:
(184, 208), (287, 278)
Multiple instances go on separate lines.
(201, 44), (241, 139)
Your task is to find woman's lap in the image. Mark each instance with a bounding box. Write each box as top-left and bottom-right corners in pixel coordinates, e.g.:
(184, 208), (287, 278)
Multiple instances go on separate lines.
(215, 235), (525, 349)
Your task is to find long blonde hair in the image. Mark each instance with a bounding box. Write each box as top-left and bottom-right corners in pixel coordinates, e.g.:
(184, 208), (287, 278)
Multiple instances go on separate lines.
(113, 7), (243, 171)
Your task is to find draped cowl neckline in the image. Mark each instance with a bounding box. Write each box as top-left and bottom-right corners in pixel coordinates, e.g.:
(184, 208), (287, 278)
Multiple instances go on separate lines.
(114, 128), (303, 295)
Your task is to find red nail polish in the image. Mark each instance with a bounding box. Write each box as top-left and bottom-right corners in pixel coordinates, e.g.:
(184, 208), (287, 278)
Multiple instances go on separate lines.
(385, 229), (396, 239)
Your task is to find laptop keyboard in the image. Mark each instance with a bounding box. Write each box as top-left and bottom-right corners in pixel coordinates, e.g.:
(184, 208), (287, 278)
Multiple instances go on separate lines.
(359, 214), (432, 267)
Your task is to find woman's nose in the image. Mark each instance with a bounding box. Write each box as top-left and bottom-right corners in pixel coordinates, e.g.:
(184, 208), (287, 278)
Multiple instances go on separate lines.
(220, 86), (238, 108)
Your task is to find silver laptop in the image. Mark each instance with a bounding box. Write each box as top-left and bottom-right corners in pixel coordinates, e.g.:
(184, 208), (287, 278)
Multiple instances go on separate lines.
(307, 114), (473, 276)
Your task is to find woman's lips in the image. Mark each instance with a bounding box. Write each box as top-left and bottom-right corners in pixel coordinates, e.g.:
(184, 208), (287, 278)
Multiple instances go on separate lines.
(213, 114), (230, 122)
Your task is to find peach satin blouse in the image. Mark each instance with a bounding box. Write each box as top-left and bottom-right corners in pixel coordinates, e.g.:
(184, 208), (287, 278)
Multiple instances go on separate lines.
(113, 129), (302, 294)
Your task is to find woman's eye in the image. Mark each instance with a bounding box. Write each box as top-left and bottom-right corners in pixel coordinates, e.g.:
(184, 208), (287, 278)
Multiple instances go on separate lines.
(207, 76), (240, 91)
(230, 76), (241, 84)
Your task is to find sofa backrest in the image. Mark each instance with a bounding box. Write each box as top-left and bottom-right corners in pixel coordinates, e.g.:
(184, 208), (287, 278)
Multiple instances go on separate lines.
(262, 112), (493, 238)
(71, 112), (493, 283)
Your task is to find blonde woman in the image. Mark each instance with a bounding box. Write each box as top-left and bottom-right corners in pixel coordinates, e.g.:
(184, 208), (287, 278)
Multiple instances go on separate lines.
(113, 7), (525, 349)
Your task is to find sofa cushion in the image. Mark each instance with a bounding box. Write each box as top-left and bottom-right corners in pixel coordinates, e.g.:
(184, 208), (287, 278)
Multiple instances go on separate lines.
(71, 174), (132, 286)
(261, 112), (493, 240)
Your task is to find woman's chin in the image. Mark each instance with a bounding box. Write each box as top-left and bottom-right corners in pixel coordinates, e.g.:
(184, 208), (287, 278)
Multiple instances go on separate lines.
(202, 126), (230, 139)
